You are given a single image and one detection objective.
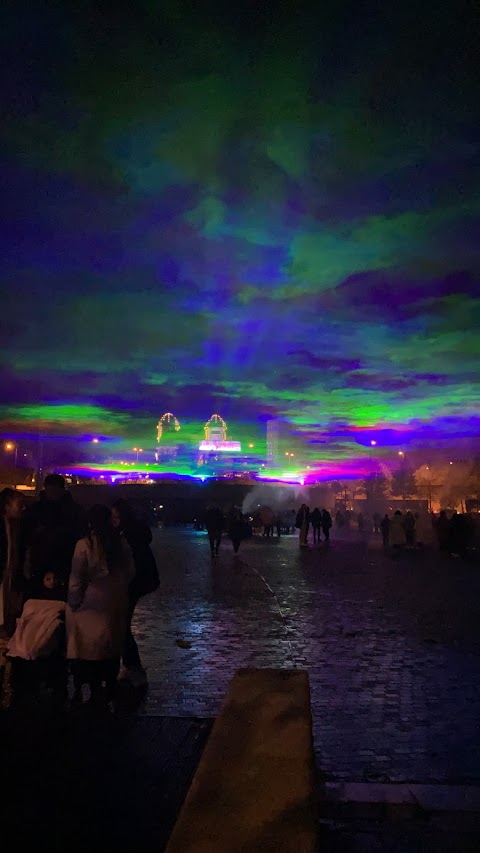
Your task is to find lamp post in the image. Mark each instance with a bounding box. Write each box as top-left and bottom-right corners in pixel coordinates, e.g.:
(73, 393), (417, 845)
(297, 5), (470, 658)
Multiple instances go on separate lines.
(133, 447), (143, 465)
(5, 441), (18, 471)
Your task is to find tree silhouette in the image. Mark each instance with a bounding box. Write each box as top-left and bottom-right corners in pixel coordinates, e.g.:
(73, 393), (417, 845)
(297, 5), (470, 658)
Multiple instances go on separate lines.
(362, 473), (388, 509)
(391, 465), (417, 501)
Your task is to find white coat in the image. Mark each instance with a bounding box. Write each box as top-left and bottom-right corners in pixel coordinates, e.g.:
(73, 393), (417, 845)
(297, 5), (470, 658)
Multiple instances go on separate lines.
(8, 599), (66, 660)
(66, 534), (134, 661)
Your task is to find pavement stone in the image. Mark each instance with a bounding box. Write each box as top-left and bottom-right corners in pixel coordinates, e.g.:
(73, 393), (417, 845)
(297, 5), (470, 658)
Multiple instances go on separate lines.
(135, 527), (480, 785)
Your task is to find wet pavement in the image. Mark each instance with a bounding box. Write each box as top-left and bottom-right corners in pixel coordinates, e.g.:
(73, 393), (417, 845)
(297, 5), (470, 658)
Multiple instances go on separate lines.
(135, 526), (480, 786)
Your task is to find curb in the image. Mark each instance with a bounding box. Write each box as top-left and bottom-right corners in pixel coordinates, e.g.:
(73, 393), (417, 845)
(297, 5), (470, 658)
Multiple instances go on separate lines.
(320, 782), (480, 820)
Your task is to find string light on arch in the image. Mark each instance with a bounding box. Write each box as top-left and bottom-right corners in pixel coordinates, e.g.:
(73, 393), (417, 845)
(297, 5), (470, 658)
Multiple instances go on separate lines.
(204, 413), (227, 441)
(157, 412), (180, 442)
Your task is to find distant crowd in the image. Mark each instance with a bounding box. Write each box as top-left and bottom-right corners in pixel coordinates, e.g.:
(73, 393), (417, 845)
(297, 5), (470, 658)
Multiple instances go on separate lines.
(335, 507), (479, 557)
(201, 502), (480, 558)
(0, 474), (158, 711)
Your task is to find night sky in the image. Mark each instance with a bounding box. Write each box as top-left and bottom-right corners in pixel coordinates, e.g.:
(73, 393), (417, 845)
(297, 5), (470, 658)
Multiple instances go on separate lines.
(1, 1), (479, 476)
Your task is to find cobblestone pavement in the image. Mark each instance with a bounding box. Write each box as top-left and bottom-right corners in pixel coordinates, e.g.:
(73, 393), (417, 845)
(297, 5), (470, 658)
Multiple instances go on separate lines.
(134, 527), (480, 785)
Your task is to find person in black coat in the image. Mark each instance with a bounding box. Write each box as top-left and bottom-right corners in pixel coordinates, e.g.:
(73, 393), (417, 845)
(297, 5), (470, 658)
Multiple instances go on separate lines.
(321, 509), (332, 542)
(205, 504), (224, 558)
(22, 474), (86, 589)
(295, 504), (310, 547)
(111, 499), (159, 687)
(227, 506), (245, 555)
(310, 507), (322, 544)
(0, 488), (26, 637)
(380, 514), (390, 547)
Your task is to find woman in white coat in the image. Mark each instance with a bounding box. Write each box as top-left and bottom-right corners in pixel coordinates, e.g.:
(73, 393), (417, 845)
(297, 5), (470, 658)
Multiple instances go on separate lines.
(67, 504), (134, 706)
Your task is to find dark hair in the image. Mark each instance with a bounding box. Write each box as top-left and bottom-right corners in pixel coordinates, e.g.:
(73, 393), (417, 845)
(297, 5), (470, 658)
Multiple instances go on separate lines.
(87, 504), (123, 570)
(112, 498), (135, 528)
(44, 473), (65, 489)
(0, 487), (17, 515)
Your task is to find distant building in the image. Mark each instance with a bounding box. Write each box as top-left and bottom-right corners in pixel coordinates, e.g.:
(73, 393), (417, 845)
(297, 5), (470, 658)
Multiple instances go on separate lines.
(198, 414), (241, 453)
(266, 419), (279, 467)
(156, 412), (181, 461)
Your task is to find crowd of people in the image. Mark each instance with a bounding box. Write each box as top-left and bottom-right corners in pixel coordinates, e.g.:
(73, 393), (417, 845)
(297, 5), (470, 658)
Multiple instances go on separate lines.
(295, 504), (332, 547)
(203, 503), (334, 556)
(0, 475), (158, 710)
(334, 506), (479, 557)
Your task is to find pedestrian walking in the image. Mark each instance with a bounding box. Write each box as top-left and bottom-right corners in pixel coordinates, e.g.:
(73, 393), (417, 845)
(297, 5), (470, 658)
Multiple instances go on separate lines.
(227, 506), (245, 555)
(67, 504), (135, 709)
(204, 503), (225, 558)
(112, 499), (159, 687)
(435, 510), (450, 552)
(260, 505), (275, 537)
(321, 508), (332, 542)
(310, 507), (322, 544)
(380, 513), (390, 547)
(404, 511), (416, 548)
(295, 504), (310, 547)
(389, 510), (406, 553)
(449, 511), (469, 558)
(414, 512), (433, 547)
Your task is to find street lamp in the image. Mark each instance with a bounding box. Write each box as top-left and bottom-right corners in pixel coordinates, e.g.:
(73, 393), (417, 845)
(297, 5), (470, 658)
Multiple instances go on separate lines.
(133, 447), (143, 464)
(5, 441), (18, 471)
(398, 451), (404, 457)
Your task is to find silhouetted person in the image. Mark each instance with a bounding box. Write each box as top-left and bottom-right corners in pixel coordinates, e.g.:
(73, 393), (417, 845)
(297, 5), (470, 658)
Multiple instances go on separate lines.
(295, 504), (310, 547)
(205, 503), (224, 557)
(67, 504), (134, 708)
(310, 507), (322, 544)
(112, 499), (158, 687)
(23, 474), (86, 588)
(380, 514), (390, 547)
(321, 508), (332, 542)
(227, 506), (244, 555)
(390, 510), (406, 552)
(436, 510), (450, 552)
(449, 511), (470, 558)
(404, 511), (416, 548)
(0, 488), (26, 637)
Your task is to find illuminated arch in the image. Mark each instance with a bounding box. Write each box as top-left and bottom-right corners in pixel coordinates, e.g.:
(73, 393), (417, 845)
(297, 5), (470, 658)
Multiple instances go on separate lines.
(205, 413), (227, 442)
(157, 412), (180, 442)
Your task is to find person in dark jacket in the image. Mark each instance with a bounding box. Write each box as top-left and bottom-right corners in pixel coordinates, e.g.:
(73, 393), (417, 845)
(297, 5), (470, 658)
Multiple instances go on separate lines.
(310, 507), (322, 544)
(205, 504), (224, 557)
(380, 514), (390, 547)
(0, 488), (26, 637)
(321, 509), (332, 542)
(23, 474), (86, 589)
(295, 504), (310, 547)
(112, 499), (159, 687)
(435, 510), (450, 552)
(227, 506), (245, 555)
